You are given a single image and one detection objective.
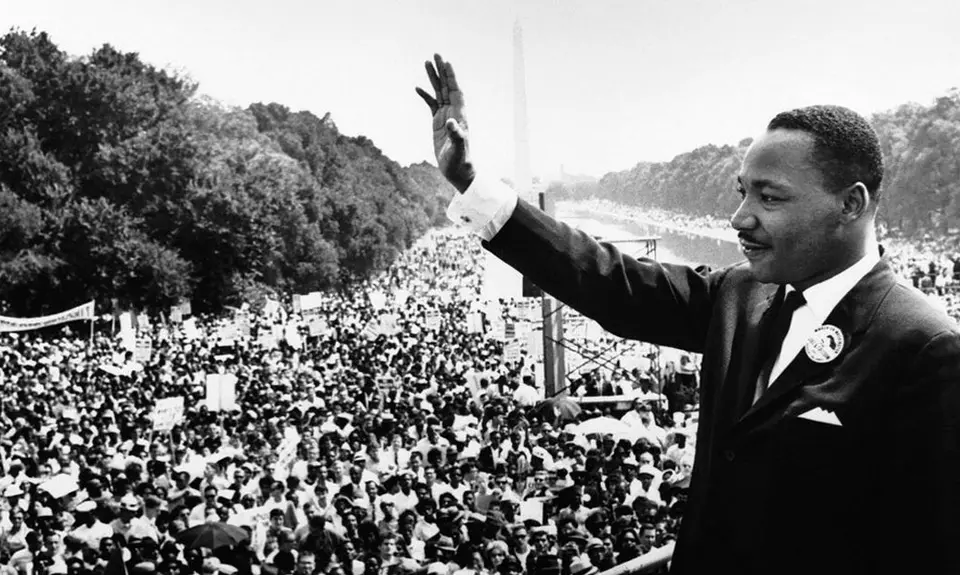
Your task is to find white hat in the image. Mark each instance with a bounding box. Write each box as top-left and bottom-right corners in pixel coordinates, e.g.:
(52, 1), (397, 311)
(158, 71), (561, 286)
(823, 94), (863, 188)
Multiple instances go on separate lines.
(4, 484), (24, 498)
(76, 500), (97, 513)
(638, 464), (659, 478)
(120, 494), (141, 511)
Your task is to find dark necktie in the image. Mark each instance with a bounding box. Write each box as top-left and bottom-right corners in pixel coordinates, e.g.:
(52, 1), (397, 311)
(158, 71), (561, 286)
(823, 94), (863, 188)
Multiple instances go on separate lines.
(752, 288), (806, 404)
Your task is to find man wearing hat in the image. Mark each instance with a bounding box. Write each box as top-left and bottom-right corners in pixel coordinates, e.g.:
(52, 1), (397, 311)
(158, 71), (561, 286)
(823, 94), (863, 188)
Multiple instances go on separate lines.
(68, 500), (112, 551)
(112, 495), (142, 539)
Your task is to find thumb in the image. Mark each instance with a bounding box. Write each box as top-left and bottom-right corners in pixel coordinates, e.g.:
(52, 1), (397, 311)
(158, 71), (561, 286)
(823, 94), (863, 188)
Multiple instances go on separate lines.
(445, 118), (466, 142)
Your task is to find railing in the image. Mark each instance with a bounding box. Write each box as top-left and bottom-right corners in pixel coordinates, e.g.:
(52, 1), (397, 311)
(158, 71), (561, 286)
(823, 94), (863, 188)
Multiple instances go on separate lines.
(597, 542), (675, 575)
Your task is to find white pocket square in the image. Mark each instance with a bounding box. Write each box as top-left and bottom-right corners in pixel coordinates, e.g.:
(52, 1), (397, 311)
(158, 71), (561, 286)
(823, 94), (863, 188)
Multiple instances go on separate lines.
(796, 407), (842, 427)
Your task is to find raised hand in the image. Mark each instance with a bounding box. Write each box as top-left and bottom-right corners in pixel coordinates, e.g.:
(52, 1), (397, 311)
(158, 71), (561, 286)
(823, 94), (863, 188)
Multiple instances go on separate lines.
(416, 54), (475, 193)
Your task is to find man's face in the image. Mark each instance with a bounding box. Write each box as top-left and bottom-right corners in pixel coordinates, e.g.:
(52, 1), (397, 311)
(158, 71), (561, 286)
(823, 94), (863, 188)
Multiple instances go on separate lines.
(296, 555), (316, 575)
(733, 129), (847, 289)
(639, 527), (657, 550)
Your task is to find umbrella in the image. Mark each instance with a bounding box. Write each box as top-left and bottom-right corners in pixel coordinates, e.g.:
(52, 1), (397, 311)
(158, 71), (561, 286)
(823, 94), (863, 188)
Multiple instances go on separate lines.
(572, 416), (632, 437)
(38, 474), (79, 499)
(534, 397), (582, 423)
(175, 521), (249, 550)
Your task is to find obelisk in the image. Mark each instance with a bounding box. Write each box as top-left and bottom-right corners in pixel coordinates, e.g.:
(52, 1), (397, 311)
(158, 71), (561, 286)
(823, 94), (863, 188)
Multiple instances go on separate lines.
(513, 19), (532, 196)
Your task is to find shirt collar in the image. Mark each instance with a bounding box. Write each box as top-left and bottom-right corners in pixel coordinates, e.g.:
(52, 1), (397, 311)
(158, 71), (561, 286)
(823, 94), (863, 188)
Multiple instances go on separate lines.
(788, 238), (881, 322)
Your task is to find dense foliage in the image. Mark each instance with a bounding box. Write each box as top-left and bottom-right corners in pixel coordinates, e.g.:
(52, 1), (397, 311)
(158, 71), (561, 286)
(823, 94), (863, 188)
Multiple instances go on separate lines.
(552, 90), (960, 240)
(0, 29), (455, 315)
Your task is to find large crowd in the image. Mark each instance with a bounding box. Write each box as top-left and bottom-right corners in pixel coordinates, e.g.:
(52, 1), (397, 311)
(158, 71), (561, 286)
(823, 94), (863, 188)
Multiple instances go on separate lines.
(0, 227), (694, 575)
(6, 200), (960, 575)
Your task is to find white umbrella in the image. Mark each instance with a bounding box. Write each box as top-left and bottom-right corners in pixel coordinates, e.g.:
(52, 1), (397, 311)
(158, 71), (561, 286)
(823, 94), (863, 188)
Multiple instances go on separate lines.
(39, 474), (79, 499)
(572, 416), (632, 437)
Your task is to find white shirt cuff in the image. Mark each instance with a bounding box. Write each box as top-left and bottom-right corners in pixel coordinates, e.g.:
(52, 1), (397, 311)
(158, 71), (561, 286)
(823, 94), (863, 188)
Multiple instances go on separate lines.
(446, 174), (519, 242)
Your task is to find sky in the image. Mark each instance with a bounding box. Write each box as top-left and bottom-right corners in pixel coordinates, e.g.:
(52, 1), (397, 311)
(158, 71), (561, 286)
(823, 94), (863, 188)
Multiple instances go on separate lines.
(3, 0), (960, 182)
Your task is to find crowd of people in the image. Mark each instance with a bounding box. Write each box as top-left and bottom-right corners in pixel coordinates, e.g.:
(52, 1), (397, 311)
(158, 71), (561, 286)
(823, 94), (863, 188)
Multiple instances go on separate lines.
(0, 227), (694, 575)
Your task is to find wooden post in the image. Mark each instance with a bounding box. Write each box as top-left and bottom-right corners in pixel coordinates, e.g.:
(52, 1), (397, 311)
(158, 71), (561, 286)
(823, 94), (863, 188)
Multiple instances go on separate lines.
(540, 191), (566, 397)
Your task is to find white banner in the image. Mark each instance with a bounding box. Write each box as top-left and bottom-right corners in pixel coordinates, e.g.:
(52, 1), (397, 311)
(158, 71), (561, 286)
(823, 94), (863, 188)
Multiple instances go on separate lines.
(0, 301), (95, 333)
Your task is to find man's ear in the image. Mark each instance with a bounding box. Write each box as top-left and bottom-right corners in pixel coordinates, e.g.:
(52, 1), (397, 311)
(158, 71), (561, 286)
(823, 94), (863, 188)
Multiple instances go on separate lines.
(839, 182), (870, 222)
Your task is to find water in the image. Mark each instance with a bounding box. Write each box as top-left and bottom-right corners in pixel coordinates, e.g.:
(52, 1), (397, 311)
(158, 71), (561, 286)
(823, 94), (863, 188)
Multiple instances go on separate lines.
(557, 206), (744, 269)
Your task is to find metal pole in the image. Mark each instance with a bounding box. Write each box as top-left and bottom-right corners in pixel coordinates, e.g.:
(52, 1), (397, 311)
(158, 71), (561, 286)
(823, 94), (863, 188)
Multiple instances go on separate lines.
(540, 191), (565, 396)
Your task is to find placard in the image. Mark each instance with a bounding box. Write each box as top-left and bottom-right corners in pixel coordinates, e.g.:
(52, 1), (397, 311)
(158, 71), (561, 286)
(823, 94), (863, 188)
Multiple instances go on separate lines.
(152, 397), (184, 431)
(466, 313), (484, 334)
(379, 314), (400, 336)
(133, 336), (153, 364)
(308, 318), (329, 337)
(503, 340), (521, 364)
(369, 291), (387, 310)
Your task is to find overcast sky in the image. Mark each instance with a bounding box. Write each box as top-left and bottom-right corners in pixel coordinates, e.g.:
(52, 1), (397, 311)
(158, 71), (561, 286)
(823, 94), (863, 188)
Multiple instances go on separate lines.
(3, 0), (959, 181)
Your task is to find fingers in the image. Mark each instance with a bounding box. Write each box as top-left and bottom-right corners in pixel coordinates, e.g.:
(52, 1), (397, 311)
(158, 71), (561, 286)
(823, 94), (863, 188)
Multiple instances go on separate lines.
(426, 60), (442, 100)
(444, 61), (460, 93)
(435, 54), (449, 104)
(415, 87), (439, 115)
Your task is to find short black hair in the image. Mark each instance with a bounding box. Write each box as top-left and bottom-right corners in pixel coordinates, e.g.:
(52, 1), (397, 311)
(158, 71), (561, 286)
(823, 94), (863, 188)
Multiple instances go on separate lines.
(767, 105), (884, 199)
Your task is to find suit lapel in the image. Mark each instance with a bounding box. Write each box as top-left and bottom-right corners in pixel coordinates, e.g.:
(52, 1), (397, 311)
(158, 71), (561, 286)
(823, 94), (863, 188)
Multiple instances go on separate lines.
(730, 284), (781, 419)
(734, 258), (897, 428)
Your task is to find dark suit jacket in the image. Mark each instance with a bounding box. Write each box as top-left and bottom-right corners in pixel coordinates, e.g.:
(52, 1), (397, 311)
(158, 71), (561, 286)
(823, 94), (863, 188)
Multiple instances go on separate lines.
(484, 200), (960, 575)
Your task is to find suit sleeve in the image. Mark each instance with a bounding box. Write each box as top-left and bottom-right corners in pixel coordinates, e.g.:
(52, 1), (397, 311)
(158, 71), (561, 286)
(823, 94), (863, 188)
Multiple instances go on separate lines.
(889, 329), (960, 572)
(484, 199), (721, 353)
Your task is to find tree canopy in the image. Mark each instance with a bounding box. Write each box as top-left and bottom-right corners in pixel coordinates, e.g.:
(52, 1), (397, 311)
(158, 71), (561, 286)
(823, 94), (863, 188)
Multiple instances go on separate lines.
(0, 29), (456, 315)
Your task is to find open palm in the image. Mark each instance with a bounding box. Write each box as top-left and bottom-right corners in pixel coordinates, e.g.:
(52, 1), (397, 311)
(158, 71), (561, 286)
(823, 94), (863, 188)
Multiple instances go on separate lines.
(416, 54), (475, 193)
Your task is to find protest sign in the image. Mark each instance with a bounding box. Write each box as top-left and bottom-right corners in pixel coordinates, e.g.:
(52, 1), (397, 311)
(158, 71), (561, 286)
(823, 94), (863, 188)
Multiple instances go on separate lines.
(376, 375), (399, 391)
(217, 324), (238, 346)
(205, 374), (238, 412)
(488, 320), (506, 341)
(379, 314), (400, 336)
(504, 340), (521, 364)
(308, 318), (329, 337)
(152, 397), (184, 432)
(360, 320), (379, 340)
(369, 291), (387, 310)
(284, 324), (302, 349)
(0, 301), (95, 333)
(182, 318), (200, 340)
(257, 331), (278, 349)
(133, 336), (153, 364)
(519, 500), (545, 523)
(299, 292), (323, 313)
(466, 313), (484, 334)
(292, 294), (302, 314)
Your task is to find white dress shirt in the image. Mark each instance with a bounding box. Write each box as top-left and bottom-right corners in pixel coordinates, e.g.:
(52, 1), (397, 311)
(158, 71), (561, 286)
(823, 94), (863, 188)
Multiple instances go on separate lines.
(767, 244), (881, 386)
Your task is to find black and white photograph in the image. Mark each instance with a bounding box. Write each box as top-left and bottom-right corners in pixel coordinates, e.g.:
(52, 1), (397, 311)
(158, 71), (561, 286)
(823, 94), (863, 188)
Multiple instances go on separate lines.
(0, 1), (959, 574)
